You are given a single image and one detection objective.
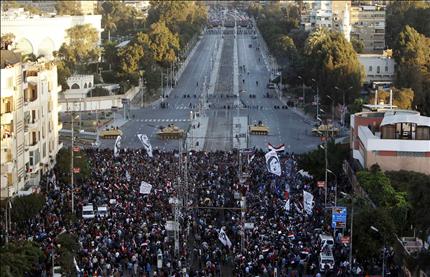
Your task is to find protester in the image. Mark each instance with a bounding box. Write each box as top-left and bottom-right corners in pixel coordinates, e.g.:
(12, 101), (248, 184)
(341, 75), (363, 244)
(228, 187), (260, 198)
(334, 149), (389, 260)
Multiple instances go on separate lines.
(3, 148), (379, 276)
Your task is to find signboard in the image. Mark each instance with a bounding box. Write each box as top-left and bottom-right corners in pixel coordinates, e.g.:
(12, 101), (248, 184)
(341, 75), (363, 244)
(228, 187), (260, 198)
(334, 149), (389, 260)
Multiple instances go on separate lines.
(244, 222), (254, 230)
(317, 181), (325, 188)
(165, 220), (180, 231)
(332, 207), (347, 229)
(320, 136), (327, 142)
(73, 146), (80, 152)
(341, 236), (350, 244)
(73, 167), (80, 174)
(121, 98), (130, 105)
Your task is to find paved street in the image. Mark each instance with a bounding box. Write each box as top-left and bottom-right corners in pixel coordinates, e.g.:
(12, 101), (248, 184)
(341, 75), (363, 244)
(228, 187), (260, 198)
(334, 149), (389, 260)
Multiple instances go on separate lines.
(99, 25), (321, 153)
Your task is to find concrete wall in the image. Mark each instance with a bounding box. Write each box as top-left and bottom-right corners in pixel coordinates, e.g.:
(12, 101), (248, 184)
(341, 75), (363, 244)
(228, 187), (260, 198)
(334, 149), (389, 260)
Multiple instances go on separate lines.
(366, 151), (430, 174)
(59, 86), (140, 112)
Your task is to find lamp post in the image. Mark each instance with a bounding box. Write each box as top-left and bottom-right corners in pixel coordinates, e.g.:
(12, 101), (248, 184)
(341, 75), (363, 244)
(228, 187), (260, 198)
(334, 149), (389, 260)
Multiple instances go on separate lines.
(319, 141), (328, 208)
(341, 191), (354, 272)
(335, 86), (352, 126)
(311, 78), (319, 122)
(370, 226), (385, 277)
(326, 169), (337, 207)
(298, 75), (305, 106)
(327, 95), (335, 125)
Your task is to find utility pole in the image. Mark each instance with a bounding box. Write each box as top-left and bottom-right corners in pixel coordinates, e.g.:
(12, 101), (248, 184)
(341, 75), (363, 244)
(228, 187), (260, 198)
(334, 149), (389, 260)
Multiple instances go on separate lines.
(71, 113), (75, 214)
(324, 136), (328, 208)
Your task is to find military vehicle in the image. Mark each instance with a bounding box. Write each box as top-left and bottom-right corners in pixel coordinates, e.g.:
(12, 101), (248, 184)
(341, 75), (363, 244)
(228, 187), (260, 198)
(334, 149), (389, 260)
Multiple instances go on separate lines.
(312, 124), (340, 137)
(157, 124), (184, 139)
(249, 121), (269, 135)
(100, 128), (122, 139)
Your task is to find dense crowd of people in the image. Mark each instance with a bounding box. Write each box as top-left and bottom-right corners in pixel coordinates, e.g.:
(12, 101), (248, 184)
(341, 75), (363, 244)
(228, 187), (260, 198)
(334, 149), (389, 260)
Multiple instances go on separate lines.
(3, 148), (395, 276)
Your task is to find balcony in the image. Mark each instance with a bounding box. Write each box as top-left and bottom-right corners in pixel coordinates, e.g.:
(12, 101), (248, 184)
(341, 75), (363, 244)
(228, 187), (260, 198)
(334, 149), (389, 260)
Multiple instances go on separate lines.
(0, 149), (12, 164)
(0, 112), (13, 125)
(25, 118), (39, 130)
(1, 136), (12, 150)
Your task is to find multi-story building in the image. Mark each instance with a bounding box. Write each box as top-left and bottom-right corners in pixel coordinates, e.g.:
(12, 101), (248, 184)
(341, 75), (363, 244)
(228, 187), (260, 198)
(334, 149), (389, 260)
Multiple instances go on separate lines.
(1, 8), (102, 58)
(350, 5), (386, 53)
(358, 50), (395, 84)
(301, 0), (351, 40)
(350, 110), (430, 174)
(8, 1), (98, 15)
(1, 50), (62, 199)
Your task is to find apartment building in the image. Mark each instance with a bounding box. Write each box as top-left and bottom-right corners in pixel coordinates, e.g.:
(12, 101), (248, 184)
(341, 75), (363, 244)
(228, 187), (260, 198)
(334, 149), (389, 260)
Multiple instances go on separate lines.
(1, 8), (102, 58)
(350, 110), (430, 174)
(350, 5), (386, 53)
(1, 50), (62, 199)
(301, 0), (351, 40)
(358, 50), (396, 84)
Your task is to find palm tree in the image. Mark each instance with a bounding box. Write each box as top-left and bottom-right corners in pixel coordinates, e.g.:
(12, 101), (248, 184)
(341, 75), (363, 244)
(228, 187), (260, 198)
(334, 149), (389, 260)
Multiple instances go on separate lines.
(104, 14), (117, 42)
(0, 241), (44, 276)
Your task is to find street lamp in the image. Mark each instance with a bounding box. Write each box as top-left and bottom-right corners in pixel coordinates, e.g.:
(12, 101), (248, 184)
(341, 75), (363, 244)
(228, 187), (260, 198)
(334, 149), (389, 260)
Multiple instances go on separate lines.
(326, 168), (337, 207)
(326, 95), (335, 125)
(341, 191), (354, 272)
(370, 226), (386, 277)
(298, 75), (305, 105)
(319, 142), (328, 208)
(311, 78), (319, 122)
(70, 113), (80, 214)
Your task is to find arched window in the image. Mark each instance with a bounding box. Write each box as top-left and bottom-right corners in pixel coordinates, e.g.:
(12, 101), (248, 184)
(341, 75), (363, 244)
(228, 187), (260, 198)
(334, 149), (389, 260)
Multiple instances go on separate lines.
(71, 83), (80, 89)
(84, 83), (88, 88)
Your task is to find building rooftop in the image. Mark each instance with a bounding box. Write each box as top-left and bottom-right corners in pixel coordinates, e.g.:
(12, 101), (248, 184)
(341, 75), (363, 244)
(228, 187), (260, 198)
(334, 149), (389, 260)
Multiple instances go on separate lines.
(0, 50), (21, 69)
(381, 111), (430, 127)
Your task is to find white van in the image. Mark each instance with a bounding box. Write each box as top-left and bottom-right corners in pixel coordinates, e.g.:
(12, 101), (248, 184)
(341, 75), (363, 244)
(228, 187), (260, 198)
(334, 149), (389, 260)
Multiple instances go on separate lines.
(82, 204), (95, 219)
(319, 251), (335, 270)
(318, 234), (335, 250)
(97, 205), (109, 218)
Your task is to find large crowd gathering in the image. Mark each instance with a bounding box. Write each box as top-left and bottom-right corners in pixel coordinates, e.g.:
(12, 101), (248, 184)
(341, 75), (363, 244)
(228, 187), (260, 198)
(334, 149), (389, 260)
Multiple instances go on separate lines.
(3, 148), (399, 276)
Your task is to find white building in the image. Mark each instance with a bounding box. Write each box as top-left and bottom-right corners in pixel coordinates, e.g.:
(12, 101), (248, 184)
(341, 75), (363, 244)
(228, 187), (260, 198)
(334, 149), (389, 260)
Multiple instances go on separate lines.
(350, 110), (430, 174)
(1, 8), (102, 58)
(1, 50), (62, 199)
(358, 51), (395, 84)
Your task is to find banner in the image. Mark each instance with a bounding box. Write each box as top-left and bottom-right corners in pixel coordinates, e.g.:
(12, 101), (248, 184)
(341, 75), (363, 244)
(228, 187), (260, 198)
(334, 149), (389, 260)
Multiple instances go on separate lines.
(268, 143), (285, 152)
(137, 134), (153, 158)
(218, 228), (232, 248)
(139, 181), (152, 194)
(265, 150), (281, 176)
(303, 190), (314, 215)
(114, 136), (122, 157)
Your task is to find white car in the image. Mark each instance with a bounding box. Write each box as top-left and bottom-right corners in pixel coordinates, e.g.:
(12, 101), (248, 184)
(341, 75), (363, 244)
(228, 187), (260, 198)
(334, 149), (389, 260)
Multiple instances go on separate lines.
(97, 206), (109, 218)
(82, 204), (95, 219)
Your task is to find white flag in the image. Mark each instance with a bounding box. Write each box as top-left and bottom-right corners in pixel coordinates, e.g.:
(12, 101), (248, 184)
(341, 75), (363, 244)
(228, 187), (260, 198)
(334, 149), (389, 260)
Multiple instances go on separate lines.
(303, 190), (314, 215)
(114, 136), (122, 157)
(139, 181), (152, 194)
(137, 134), (153, 158)
(268, 143), (285, 152)
(126, 171), (131, 182)
(284, 199), (290, 212)
(218, 228), (232, 248)
(265, 150), (281, 176)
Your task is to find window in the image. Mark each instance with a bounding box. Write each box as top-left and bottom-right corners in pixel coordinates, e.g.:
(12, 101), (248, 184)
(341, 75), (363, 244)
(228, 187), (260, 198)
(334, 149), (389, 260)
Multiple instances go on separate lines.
(377, 66), (380, 73)
(385, 66), (388, 72)
(369, 66), (373, 72)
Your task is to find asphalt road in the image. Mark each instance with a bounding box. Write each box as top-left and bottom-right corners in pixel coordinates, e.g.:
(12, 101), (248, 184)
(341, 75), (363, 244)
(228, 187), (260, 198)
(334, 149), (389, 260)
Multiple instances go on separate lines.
(99, 26), (320, 153)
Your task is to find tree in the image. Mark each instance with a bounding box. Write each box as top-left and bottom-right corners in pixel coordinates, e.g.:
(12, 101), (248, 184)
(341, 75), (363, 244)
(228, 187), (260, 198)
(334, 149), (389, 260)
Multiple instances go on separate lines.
(386, 1), (430, 48)
(0, 241), (44, 276)
(56, 24), (101, 80)
(103, 14), (117, 42)
(148, 20), (179, 67)
(56, 233), (80, 276)
(351, 37), (364, 53)
(304, 28), (364, 106)
(297, 140), (349, 181)
(1, 33), (15, 50)
(55, 1), (83, 16)
(55, 148), (90, 184)
(368, 87), (414, 109)
(353, 207), (396, 262)
(385, 170), (430, 239)
(394, 25), (430, 115)
(9, 194), (45, 227)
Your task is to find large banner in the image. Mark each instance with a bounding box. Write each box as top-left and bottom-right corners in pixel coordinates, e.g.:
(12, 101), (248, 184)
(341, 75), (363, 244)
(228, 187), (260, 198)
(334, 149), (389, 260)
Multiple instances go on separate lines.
(139, 181), (152, 194)
(218, 228), (232, 248)
(265, 150), (281, 176)
(303, 190), (314, 215)
(114, 136), (122, 157)
(268, 143), (285, 152)
(137, 134), (153, 158)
